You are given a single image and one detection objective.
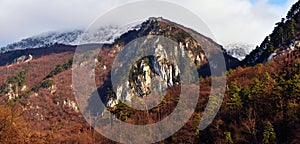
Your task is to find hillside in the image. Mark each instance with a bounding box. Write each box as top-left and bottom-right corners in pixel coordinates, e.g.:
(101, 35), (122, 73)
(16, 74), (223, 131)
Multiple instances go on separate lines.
(243, 1), (300, 66)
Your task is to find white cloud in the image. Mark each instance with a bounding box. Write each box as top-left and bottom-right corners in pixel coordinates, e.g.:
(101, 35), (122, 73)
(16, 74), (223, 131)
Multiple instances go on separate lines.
(0, 0), (132, 46)
(0, 0), (297, 47)
(168, 0), (297, 45)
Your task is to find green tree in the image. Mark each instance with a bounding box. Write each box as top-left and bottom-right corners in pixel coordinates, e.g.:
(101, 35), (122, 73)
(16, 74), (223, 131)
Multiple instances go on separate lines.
(228, 82), (243, 110)
(224, 132), (234, 144)
(276, 27), (284, 47)
(262, 121), (277, 144)
(267, 44), (275, 53)
(287, 19), (296, 39)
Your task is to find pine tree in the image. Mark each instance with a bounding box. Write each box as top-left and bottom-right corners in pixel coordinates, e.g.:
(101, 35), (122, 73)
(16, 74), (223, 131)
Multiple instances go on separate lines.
(262, 121), (277, 144)
(286, 19), (296, 40)
(267, 44), (275, 53)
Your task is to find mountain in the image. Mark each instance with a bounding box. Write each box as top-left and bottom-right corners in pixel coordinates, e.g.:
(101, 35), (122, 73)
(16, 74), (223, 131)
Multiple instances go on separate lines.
(0, 17), (241, 143)
(0, 23), (141, 54)
(243, 1), (300, 66)
(76, 17), (239, 110)
(224, 43), (255, 60)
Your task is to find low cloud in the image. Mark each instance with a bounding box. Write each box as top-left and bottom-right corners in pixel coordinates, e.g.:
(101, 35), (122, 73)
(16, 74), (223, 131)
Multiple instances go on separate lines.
(171, 0), (297, 45)
(0, 0), (297, 47)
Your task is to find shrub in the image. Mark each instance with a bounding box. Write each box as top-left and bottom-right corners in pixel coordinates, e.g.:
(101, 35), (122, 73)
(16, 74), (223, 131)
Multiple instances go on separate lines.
(41, 79), (54, 89)
(31, 85), (40, 93)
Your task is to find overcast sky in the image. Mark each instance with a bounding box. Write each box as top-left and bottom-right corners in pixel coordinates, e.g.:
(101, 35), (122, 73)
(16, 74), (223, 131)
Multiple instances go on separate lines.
(0, 0), (297, 47)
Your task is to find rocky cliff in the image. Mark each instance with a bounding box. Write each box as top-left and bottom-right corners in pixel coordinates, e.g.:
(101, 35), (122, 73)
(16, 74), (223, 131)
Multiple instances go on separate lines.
(90, 17), (239, 109)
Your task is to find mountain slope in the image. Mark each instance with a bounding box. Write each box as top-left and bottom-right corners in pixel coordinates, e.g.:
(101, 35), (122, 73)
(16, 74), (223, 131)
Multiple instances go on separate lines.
(0, 17), (238, 143)
(243, 1), (300, 66)
(1, 17), (239, 110)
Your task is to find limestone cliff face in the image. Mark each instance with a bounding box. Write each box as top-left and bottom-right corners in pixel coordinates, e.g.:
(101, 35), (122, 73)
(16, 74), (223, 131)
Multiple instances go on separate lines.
(129, 55), (180, 98)
(107, 37), (203, 107)
(10, 54), (33, 65)
(99, 17), (238, 108)
(107, 43), (183, 107)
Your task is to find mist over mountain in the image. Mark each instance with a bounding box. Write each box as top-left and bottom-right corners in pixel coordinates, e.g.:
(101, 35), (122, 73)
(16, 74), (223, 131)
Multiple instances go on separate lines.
(0, 23), (142, 54)
(1, 18), (255, 62)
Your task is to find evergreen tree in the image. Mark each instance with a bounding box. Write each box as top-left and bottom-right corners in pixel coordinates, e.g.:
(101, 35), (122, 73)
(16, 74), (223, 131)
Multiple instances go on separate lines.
(267, 44), (275, 53)
(286, 19), (296, 40)
(262, 121), (277, 144)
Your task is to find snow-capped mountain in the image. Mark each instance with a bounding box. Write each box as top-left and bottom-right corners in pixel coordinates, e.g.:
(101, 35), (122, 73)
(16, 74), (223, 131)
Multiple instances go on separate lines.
(0, 23), (142, 53)
(78, 24), (141, 44)
(223, 43), (256, 61)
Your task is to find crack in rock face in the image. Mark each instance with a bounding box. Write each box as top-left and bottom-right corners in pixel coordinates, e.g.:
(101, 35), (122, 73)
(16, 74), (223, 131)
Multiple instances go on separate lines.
(129, 55), (179, 98)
